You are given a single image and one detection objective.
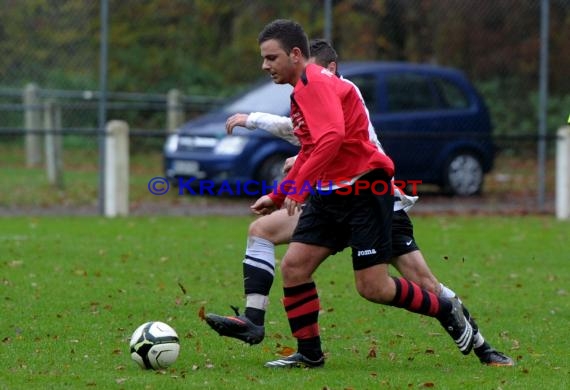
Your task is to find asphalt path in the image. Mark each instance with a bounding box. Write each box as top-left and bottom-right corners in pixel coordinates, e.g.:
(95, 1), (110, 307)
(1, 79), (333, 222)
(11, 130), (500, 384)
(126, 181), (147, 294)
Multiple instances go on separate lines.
(0, 192), (555, 217)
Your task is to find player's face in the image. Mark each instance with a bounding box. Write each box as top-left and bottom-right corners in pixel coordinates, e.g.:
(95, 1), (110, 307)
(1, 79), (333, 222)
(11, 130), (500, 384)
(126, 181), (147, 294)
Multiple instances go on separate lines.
(260, 39), (296, 85)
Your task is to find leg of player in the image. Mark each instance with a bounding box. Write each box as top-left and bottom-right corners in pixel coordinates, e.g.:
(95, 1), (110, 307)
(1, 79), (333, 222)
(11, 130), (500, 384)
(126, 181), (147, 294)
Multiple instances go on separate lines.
(393, 249), (514, 366)
(205, 209), (299, 345)
(353, 262), (474, 356)
(389, 209), (514, 366)
(266, 180), (473, 369)
(265, 250), (474, 369)
(264, 241), (330, 368)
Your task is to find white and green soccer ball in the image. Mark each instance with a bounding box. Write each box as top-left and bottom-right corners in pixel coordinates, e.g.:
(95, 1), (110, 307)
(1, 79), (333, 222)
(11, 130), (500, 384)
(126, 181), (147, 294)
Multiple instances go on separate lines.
(129, 321), (180, 370)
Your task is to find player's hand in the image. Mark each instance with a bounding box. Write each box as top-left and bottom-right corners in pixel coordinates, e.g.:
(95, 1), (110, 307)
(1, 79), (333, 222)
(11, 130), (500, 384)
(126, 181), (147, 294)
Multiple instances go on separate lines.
(283, 197), (302, 216)
(282, 155), (297, 174)
(225, 113), (249, 135)
(250, 195), (277, 215)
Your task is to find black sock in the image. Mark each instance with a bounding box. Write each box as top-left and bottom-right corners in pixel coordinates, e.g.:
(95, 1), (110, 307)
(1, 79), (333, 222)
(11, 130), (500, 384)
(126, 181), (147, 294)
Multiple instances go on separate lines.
(298, 336), (323, 361)
(245, 307), (265, 326)
(474, 341), (492, 356)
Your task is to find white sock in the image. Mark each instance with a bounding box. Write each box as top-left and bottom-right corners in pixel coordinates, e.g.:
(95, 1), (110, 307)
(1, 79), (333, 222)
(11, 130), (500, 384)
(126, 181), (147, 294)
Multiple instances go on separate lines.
(439, 283), (460, 303)
(244, 236), (275, 276)
(246, 293), (269, 311)
(243, 236), (276, 311)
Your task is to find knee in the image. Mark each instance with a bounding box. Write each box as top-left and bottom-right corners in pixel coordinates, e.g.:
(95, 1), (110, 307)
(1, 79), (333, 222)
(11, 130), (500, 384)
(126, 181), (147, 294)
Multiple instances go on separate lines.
(249, 219), (269, 240)
(280, 258), (300, 285)
(355, 280), (393, 304)
(280, 259), (292, 276)
(280, 256), (316, 286)
(280, 258), (304, 277)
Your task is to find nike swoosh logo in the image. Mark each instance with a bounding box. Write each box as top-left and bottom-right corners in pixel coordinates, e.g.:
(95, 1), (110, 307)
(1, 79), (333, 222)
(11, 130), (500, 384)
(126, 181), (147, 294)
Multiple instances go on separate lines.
(405, 240), (413, 246)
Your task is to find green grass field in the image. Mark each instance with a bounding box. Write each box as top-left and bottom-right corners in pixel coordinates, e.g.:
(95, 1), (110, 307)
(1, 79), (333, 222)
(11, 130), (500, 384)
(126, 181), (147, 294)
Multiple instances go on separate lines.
(1, 215), (569, 389)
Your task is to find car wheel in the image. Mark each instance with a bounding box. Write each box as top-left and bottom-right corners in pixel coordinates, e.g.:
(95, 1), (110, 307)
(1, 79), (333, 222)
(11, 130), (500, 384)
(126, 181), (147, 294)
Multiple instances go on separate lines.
(443, 152), (484, 196)
(256, 154), (288, 185)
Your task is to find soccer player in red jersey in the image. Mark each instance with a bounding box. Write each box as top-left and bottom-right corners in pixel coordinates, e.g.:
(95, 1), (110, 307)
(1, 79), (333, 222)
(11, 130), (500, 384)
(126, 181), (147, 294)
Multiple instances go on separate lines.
(205, 38), (513, 367)
(224, 19), (474, 368)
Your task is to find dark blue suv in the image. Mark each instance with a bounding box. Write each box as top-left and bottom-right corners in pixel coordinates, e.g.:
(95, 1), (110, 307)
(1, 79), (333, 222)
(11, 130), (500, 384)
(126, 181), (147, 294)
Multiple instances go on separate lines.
(164, 61), (494, 196)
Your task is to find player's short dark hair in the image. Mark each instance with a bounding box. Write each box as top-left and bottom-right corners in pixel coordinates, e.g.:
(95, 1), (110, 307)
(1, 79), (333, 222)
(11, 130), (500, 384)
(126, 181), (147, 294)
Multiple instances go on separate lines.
(258, 19), (310, 58)
(309, 39), (338, 68)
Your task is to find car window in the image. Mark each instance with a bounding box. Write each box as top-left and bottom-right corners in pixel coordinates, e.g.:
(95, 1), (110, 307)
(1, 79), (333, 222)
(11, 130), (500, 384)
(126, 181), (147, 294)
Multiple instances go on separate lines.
(386, 73), (439, 112)
(223, 82), (293, 115)
(434, 77), (471, 109)
(345, 74), (377, 112)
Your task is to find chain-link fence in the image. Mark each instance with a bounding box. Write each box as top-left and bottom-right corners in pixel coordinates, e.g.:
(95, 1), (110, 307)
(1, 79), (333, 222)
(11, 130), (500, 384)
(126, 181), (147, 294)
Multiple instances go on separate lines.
(1, 0), (568, 216)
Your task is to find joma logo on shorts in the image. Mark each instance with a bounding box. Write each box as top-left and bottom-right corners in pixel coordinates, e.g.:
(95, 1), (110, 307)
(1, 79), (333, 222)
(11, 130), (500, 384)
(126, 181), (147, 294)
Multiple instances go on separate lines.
(357, 249), (377, 256)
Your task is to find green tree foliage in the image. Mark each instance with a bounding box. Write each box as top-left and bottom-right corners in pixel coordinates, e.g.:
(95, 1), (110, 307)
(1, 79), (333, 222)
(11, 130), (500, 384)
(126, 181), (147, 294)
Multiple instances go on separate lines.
(0, 0), (568, 132)
(104, 0), (326, 96)
(0, 0), (98, 89)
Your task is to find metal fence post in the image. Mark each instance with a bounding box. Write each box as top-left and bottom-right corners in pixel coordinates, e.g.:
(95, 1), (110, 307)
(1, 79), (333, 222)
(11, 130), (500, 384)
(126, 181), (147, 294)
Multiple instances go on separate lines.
(23, 83), (42, 167)
(104, 120), (129, 217)
(44, 100), (64, 188)
(167, 88), (184, 133)
(556, 126), (570, 220)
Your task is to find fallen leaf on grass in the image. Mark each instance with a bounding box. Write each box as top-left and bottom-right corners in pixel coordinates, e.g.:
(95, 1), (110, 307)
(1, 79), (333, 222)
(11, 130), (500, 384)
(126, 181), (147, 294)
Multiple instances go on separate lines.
(198, 306), (205, 320)
(74, 269), (87, 276)
(511, 339), (520, 350)
(277, 345), (295, 356)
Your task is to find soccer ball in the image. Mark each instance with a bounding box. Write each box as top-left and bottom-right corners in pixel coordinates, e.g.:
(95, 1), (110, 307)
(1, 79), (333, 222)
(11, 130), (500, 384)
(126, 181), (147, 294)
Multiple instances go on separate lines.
(129, 321), (180, 370)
